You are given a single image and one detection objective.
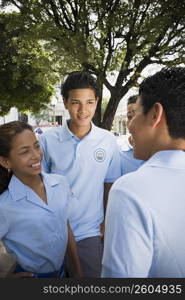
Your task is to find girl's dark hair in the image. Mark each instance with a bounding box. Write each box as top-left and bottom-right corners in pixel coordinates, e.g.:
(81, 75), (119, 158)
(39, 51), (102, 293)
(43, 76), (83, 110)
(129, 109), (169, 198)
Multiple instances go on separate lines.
(0, 121), (33, 195)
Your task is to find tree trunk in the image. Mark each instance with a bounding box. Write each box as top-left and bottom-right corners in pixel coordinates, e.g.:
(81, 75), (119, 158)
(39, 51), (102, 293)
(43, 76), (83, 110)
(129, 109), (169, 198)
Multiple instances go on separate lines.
(93, 98), (102, 127)
(102, 93), (122, 131)
(93, 77), (104, 127)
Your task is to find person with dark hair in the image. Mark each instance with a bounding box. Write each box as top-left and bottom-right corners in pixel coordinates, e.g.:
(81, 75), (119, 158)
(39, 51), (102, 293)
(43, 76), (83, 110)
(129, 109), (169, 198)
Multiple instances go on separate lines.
(61, 71), (100, 100)
(120, 95), (144, 175)
(0, 121), (82, 278)
(39, 71), (121, 277)
(102, 67), (185, 277)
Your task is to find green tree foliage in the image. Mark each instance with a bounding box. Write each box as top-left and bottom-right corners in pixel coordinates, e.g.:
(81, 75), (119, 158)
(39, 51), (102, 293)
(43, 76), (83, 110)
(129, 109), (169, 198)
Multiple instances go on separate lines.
(1, 0), (185, 129)
(0, 12), (59, 116)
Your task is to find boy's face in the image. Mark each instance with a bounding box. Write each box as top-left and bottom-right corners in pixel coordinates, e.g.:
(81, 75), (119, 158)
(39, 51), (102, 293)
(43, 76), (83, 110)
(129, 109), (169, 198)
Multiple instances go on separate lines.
(127, 103), (137, 128)
(128, 97), (154, 160)
(64, 88), (98, 128)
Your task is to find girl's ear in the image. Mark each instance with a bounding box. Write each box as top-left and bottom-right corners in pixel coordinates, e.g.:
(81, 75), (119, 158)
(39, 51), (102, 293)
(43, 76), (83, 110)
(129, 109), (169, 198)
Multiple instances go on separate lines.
(0, 156), (11, 170)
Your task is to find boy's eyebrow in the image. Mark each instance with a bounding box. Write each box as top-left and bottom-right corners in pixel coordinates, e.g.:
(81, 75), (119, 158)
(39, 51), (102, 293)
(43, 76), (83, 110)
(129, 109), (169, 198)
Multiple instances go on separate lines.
(70, 98), (96, 101)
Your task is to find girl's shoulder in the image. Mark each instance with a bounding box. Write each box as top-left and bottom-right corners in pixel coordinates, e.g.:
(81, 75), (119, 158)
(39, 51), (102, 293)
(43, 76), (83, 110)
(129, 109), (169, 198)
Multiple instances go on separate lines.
(42, 172), (70, 188)
(0, 189), (10, 206)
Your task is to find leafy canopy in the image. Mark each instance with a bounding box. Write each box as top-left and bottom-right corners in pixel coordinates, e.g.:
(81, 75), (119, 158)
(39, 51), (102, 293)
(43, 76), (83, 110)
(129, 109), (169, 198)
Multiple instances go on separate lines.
(1, 0), (185, 129)
(0, 12), (59, 116)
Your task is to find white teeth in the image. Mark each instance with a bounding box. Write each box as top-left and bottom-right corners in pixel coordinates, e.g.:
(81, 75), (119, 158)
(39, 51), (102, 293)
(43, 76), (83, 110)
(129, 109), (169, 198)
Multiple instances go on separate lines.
(31, 162), (40, 168)
(79, 116), (88, 119)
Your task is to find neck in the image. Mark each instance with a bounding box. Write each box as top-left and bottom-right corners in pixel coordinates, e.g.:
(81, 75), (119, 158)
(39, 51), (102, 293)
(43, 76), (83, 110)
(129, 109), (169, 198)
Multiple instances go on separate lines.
(14, 173), (43, 189)
(68, 120), (91, 139)
(150, 136), (185, 158)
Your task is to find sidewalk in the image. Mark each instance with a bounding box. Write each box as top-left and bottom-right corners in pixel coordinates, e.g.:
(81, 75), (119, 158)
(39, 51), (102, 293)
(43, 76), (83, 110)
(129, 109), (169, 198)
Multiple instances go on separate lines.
(0, 241), (16, 278)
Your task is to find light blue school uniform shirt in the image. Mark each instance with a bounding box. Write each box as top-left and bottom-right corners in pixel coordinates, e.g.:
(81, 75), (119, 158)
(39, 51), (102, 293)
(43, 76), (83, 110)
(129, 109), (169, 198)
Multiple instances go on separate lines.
(39, 121), (121, 242)
(0, 173), (70, 273)
(102, 150), (185, 278)
(120, 137), (144, 175)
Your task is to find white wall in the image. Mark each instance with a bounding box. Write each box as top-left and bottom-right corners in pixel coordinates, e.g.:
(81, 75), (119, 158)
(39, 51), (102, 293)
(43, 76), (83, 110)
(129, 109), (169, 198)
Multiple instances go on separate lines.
(0, 107), (19, 125)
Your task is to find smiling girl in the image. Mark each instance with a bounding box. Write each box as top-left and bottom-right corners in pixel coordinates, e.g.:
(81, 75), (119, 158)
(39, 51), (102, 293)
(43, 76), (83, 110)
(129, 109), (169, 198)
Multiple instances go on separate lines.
(0, 121), (82, 278)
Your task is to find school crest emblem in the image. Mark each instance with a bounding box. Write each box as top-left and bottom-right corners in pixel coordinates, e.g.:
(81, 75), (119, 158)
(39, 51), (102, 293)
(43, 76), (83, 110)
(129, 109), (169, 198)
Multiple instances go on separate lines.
(94, 148), (106, 162)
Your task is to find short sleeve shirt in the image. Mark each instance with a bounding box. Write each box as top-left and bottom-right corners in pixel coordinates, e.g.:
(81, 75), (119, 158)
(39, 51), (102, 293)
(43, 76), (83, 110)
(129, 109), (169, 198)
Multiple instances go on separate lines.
(102, 150), (185, 277)
(39, 121), (121, 241)
(0, 173), (70, 273)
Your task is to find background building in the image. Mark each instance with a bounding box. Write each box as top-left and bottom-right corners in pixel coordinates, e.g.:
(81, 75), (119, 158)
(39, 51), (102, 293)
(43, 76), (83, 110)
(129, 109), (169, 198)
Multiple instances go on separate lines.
(113, 105), (127, 135)
(0, 85), (69, 127)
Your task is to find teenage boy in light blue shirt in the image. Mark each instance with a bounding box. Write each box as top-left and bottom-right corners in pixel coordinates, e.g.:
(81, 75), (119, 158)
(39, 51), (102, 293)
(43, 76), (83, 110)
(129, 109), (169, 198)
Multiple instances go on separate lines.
(102, 67), (185, 278)
(120, 95), (144, 175)
(39, 71), (121, 277)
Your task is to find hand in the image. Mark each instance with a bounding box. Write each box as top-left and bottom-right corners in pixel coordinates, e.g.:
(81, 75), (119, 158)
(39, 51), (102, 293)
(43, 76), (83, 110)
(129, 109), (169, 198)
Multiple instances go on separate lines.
(73, 270), (84, 278)
(100, 222), (105, 239)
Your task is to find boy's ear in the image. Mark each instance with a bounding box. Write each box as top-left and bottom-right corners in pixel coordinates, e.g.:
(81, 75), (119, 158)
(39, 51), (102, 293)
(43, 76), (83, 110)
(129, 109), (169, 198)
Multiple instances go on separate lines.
(0, 156), (11, 170)
(95, 97), (99, 102)
(151, 102), (164, 128)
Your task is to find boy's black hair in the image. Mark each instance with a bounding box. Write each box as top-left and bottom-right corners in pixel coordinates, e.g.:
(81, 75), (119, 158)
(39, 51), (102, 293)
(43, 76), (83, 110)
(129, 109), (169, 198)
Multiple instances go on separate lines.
(61, 71), (100, 99)
(127, 95), (138, 105)
(139, 67), (185, 139)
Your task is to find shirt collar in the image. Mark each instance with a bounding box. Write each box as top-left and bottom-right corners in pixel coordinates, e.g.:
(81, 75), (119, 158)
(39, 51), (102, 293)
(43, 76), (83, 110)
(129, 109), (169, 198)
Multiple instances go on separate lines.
(8, 175), (27, 201)
(58, 120), (101, 142)
(120, 136), (132, 151)
(58, 121), (74, 142)
(8, 173), (60, 201)
(142, 150), (185, 170)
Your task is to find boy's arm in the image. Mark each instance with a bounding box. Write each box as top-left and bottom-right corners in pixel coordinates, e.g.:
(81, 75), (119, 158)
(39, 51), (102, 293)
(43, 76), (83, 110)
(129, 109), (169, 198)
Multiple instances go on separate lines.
(103, 183), (113, 214)
(100, 182), (113, 238)
(38, 135), (50, 173)
(101, 136), (121, 237)
(67, 222), (83, 278)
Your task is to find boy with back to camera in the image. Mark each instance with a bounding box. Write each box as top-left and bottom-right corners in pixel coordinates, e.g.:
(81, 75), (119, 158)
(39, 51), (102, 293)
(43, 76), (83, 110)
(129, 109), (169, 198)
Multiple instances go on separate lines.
(102, 67), (185, 278)
(39, 71), (121, 277)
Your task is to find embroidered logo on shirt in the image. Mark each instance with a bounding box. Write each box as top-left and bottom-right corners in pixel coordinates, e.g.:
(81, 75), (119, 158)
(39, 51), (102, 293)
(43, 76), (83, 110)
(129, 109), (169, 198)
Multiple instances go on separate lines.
(94, 148), (106, 162)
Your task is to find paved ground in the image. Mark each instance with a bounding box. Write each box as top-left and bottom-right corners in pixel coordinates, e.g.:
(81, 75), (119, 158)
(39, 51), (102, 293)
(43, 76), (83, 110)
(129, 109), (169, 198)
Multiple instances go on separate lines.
(0, 241), (16, 278)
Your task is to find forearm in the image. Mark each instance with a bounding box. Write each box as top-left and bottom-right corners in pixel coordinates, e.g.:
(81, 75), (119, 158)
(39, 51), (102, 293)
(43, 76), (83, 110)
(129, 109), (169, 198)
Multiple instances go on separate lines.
(103, 183), (113, 215)
(67, 223), (83, 278)
(100, 183), (113, 237)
